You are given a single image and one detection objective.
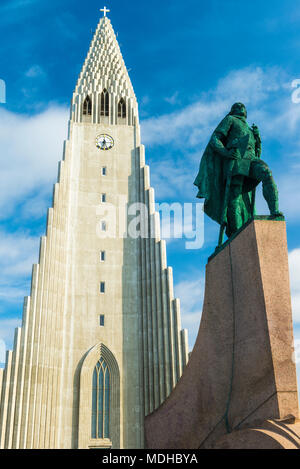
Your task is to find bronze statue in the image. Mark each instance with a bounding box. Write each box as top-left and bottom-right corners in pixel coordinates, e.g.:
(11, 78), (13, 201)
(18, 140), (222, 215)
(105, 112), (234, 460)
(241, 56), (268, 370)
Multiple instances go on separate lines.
(194, 102), (282, 244)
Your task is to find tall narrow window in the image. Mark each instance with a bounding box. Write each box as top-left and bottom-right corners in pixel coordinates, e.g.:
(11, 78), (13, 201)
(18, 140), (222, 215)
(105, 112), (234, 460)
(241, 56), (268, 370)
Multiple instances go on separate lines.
(100, 89), (109, 116)
(118, 98), (126, 118)
(100, 251), (106, 262)
(100, 282), (105, 293)
(91, 357), (110, 439)
(101, 194), (106, 203)
(102, 167), (107, 176)
(83, 95), (92, 115)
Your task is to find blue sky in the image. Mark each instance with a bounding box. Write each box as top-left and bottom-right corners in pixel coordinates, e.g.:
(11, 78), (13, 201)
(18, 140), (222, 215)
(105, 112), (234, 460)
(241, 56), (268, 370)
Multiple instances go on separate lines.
(1, 0), (300, 386)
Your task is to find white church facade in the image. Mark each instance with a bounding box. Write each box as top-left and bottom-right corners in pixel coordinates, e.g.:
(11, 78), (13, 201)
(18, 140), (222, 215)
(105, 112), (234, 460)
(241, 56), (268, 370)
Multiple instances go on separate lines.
(0, 12), (188, 449)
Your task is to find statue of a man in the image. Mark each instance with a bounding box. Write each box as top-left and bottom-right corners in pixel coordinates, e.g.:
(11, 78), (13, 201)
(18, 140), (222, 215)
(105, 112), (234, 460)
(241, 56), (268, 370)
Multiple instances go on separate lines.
(194, 102), (282, 239)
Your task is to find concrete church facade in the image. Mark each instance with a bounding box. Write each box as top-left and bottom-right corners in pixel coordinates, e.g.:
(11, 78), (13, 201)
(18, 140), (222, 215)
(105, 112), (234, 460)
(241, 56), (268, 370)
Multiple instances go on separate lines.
(0, 14), (189, 449)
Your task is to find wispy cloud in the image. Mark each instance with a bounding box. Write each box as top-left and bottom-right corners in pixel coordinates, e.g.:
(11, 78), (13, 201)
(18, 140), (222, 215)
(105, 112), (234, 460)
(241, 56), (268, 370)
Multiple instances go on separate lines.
(25, 65), (46, 79)
(141, 66), (290, 149)
(164, 91), (179, 106)
(0, 318), (22, 355)
(0, 230), (38, 358)
(174, 274), (204, 348)
(148, 155), (200, 200)
(0, 230), (39, 309)
(0, 0), (40, 23)
(0, 231), (39, 277)
(0, 339), (6, 364)
(0, 0), (38, 11)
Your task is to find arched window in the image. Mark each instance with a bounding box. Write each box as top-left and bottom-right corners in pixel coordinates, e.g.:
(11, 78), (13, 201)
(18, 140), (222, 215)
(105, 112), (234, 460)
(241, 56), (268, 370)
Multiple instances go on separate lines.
(100, 89), (109, 116)
(91, 357), (110, 439)
(83, 95), (92, 116)
(118, 98), (126, 118)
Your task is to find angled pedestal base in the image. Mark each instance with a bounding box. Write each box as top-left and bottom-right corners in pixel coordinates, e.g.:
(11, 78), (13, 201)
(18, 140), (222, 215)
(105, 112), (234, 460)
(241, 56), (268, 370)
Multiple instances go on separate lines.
(145, 220), (299, 449)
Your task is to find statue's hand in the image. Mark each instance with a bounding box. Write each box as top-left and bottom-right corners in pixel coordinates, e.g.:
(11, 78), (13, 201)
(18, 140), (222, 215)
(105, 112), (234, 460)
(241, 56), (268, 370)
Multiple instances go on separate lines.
(227, 148), (240, 160)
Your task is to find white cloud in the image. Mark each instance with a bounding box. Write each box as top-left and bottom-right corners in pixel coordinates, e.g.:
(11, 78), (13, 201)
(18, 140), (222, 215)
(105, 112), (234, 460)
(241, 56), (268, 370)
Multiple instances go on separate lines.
(278, 173), (300, 220)
(0, 230), (39, 360)
(140, 66), (289, 149)
(0, 317), (22, 366)
(25, 65), (46, 79)
(0, 0), (37, 11)
(141, 98), (227, 148)
(164, 91), (179, 105)
(0, 339), (6, 364)
(140, 66), (288, 206)
(175, 277), (203, 316)
(0, 231), (39, 276)
(0, 232), (36, 260)
(0, 106), (69, 218)
(214, 66), (285, 105)
(0, 230), (40, 307)
(149, 156), (201, 200)
(0, 0), (40, 26)
(174, 275), (204, 349)
(0, 318), (21, 350)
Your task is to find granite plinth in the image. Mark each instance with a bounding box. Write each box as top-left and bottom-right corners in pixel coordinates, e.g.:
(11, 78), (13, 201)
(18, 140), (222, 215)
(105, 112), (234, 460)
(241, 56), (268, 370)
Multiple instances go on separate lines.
(145, 220), (299, 449)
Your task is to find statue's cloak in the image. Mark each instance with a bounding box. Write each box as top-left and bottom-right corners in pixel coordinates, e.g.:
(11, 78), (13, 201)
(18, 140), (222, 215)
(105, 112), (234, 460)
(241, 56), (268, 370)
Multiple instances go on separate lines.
(194, 115), (258, 229)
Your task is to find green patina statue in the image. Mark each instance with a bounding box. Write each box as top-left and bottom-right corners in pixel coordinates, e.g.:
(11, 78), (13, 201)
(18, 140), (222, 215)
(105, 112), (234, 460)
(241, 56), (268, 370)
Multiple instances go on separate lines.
(194, 102), (282, 245)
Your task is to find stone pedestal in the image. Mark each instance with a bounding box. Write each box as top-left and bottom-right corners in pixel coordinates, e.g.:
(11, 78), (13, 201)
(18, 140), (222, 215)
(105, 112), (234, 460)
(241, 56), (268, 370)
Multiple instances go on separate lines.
(145, 220), (299, 449)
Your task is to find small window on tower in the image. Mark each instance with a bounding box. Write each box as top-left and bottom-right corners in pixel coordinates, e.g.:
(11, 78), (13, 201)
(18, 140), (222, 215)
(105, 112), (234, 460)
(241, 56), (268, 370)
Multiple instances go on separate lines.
(102, 167), (107, 176)
(100, 282), (105, 293)
(101, 194), (106, 203)
(118, 98), (126, 118)
(83, 95), (92, 116)
(101, 221), (106, 231)
(100, 315), (105, 326)
(100, 251), (106, 262)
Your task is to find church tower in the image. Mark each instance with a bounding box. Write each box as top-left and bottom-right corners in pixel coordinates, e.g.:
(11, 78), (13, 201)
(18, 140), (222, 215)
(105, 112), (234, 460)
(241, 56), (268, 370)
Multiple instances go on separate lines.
(0, 11), (188, 449)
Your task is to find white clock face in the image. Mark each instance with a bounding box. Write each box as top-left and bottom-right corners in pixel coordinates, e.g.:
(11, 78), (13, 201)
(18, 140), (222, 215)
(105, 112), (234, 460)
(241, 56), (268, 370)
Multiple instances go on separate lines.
(95, 134), (114, 151)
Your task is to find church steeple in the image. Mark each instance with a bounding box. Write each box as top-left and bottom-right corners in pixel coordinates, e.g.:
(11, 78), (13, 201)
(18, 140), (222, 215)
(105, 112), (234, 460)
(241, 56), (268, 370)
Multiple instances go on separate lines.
(0, 10), (188, 449)
(71, 14), (138, 126)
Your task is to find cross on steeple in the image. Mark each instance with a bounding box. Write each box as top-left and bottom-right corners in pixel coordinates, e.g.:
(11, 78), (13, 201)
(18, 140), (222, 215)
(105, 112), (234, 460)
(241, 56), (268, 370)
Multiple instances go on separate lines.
(100, 6), (110, 17)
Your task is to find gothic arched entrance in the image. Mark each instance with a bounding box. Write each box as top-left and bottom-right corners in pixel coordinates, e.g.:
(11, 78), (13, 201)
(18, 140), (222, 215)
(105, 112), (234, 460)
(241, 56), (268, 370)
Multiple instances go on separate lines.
(78, 343), (120, 448)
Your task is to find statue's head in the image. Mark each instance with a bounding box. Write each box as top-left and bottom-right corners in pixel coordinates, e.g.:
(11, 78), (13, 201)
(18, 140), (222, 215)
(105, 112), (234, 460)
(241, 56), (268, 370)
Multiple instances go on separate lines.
(230, 102), (247, 118)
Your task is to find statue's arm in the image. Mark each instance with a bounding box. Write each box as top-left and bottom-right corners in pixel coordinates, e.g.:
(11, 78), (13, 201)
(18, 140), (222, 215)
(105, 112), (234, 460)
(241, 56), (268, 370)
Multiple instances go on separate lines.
(209, 116), (233, 158)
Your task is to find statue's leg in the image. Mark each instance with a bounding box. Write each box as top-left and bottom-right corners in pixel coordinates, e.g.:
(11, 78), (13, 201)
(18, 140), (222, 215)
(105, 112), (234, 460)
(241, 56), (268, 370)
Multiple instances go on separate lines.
(227, 180), (244, 235)
(250, 161), (281, 215)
